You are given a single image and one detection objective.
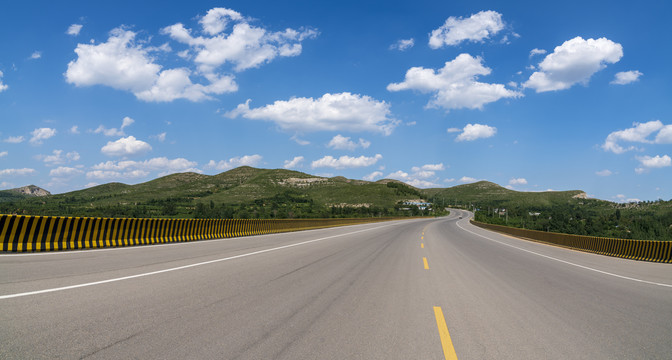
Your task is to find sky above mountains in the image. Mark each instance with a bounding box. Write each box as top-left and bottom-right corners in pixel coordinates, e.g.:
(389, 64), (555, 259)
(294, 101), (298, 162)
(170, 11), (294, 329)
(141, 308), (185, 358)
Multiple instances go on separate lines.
(1, 0), (670, 202)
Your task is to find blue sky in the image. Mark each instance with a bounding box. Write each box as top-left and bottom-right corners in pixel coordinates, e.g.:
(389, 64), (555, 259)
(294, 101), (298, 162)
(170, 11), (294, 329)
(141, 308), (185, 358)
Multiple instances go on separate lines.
(1, 1), (670, 202)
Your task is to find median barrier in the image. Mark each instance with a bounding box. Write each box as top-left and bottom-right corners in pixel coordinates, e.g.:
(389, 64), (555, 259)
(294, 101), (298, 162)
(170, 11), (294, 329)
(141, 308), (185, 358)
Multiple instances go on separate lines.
(470, 220), (671, 263)
(0, 214), (402, 252)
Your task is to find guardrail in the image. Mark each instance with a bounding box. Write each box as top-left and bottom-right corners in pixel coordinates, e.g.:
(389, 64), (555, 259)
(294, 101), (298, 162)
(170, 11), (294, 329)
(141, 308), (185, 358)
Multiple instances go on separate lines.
(470, 220), (671, 263)
(0, 214), (403, 252)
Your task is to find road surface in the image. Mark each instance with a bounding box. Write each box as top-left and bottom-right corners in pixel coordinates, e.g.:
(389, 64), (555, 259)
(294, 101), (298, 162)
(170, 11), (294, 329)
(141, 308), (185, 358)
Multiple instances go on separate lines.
(1, 210), (670, 359)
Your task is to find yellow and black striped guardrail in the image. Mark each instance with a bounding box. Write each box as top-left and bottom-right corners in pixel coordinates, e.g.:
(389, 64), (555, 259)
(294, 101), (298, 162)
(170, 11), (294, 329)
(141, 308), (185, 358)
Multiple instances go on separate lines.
(0, 214), (403, 252)
(470, 220), (671, 263)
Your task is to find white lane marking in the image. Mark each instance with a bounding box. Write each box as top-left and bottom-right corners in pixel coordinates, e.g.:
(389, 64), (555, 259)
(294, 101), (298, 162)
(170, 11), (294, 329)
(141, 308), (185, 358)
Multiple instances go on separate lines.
(0, 222), (408, 300)
(455, 220), (672, 288)
(0, 220), (414, 257)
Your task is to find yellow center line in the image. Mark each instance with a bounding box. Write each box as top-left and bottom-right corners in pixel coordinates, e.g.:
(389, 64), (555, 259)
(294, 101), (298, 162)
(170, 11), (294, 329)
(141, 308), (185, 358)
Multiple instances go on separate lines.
(434, 306), (458, 360)
(423, 257), (429, 269)
(421, 236), (424, 240)
(421, 243), (424, 248)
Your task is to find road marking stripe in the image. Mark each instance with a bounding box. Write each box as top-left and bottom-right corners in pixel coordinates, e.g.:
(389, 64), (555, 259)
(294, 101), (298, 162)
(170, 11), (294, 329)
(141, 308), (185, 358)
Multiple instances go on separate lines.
(423, 257), (429, 269)
(421, 243), (424, 249)
(456, 219), (672, 288)
(0, 222), (405, 300)
(434, 306), (458, 360)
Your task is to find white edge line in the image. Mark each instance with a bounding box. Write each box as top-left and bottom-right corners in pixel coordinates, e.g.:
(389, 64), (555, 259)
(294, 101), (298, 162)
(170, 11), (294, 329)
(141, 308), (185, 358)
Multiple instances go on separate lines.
(455, 218), (672, 288)
(0, 222), (409, 300)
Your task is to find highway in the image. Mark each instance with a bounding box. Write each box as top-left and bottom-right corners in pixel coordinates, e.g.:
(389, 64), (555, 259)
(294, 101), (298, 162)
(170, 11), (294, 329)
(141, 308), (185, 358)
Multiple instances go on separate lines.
(1, 210), (670, 359)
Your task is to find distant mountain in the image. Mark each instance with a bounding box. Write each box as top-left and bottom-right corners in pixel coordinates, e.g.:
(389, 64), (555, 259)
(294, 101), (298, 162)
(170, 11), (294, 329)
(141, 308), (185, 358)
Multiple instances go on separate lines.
(425, 181), (586, 208)
(0, 185), (51, 203)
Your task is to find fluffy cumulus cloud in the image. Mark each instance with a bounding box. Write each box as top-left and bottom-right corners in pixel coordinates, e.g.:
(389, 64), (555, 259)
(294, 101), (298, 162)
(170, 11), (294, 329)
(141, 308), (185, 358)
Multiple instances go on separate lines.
(0, 70), (7, 92)
(101, 136), (152, 157)
(93, 116), (135, 137)
(509, 178), (527, 185)
(30, 128), (56, 145)
(529, 48), (547, 57)
(65, 27), (237, 102)
(388, 53), (521, 111)
(455, 123), (497, 141)
(524, 37), (623, 92)
(0, 168), (36, 177)
(227, 93), (398, 135)
(161, 7), (318, 73)
(390, 38), (414, 51)
(635, 155), (671, 174)
(596, 169), (613, 177)
(283, 156), (304, 169)
(327, 134), (371, 151)
(363, 171), (383, 181)
(205, 154), (263, 171)
(602, 120), (671, 154)
(459, 176), (478, 183)
(40, 150), (80, 165)
(429, 10), (505, 48)
(611, 70), (643, 85)
(311, 154), (382, 169)
(50, 166), (83, 178)
(386, 163), (446, 188)
(67, 24), (83, 36)
(4, 136), (24, 143)
(88, 157), (199, 179)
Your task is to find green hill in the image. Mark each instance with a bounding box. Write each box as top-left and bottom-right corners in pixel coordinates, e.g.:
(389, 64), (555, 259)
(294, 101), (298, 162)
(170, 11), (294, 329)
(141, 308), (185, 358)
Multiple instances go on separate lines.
(0, 167), (429, 219)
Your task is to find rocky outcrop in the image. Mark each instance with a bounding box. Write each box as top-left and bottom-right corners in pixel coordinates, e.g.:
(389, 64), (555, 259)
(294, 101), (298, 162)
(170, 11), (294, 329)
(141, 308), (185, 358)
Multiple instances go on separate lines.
(9, 185), (51, 197)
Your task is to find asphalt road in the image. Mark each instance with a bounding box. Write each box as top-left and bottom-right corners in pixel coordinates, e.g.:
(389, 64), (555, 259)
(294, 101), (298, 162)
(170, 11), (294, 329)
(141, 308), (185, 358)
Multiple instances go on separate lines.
(1, 211), (670, 359)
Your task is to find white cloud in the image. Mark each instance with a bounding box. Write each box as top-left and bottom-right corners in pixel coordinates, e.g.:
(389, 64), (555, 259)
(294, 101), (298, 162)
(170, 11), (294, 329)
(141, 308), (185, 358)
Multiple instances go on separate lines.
(0, 70), (7, 92)
(413, 163), (445, 171)
(65, 27), (236, 102)
(529, 48), (547, 57)
(363, 171), (383, 181)
(386, 163), (446, 188)
(93, 116), (135, 137)
(67, 24), (83, 36)
(509, 177), (527, 185)
(101, 136), (152, 157)
(459, 176), (478, 183)
(30, 128), (56, 145)
(602, 120), (670, 154)
(50, 166), (83, 178)
(390, 38), (415, 51)
(611, 70), (642, 85)
(455, 123), (497, 141)
(205, 154), (263, 171)
(0, 168), (36, 177)
(41, 150), (78, 165)
(524, 37), (623, 92)
(327, 134), (371, 151)
(4, 136), (24, 143)
(446, 128), (461, 133)
(283, 156), (304, 169)
(596, 169), (613, 176)
(152, 132), (167, 142)
(387, 53), (521, 111)
(30, 51), (42, 60)
(635, 155), (671, 173)
(656, 125), (672, 144)
(311, 154), (382, 169)
(161, 7), (318, 73)
(70, 126), (80, 134)
(0, 151), (7, 158)
(227, 93), (398, 135)
(88, 157), (200, 179)
(290, 135), (310, 145)
(429, 10), (505, 48)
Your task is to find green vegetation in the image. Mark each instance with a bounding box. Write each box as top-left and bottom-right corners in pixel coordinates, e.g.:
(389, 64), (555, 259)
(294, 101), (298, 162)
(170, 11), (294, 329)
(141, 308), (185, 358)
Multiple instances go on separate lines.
(3, 171), (669, 240)
(0, 167), (445, 219)
(427, 181), (672, 241)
